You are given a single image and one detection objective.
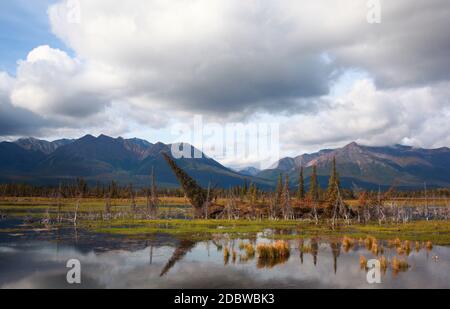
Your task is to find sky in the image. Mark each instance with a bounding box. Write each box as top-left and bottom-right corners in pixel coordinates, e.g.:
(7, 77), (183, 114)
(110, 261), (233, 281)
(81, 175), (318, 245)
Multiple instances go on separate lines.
(0, 0), (449, 168)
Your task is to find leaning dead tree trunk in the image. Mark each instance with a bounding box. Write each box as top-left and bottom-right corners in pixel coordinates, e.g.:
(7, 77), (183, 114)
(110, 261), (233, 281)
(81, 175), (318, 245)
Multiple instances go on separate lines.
(160, 240), (196, 277)
(162, 152), (217, 218)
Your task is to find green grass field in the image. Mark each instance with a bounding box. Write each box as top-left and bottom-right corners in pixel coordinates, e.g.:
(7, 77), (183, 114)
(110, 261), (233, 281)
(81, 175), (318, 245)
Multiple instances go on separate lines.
(1, 197), (449, 244)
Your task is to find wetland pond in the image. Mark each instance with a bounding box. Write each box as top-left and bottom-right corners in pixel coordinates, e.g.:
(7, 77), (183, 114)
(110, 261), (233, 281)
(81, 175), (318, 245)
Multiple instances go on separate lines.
(1, 217), (449, 289)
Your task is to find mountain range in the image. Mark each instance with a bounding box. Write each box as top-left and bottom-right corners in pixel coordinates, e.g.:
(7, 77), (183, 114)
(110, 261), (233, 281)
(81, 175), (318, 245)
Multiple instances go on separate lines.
(259, 142), (450, 189)
(0, 135), (265, 188)
(0, 135), (449, 189)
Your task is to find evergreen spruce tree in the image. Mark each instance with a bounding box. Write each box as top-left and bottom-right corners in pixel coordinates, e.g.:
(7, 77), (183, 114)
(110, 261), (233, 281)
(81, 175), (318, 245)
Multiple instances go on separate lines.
(309, 166), (319, 202)
(283, 174), (293, 219)
(326, 157), (340, 205)
(297, 167), (305, 200)
(276, 174), (283, 205)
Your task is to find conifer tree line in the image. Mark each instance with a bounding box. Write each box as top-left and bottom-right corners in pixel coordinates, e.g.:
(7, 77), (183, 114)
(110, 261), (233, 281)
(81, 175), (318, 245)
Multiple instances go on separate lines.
(0, 179), (186, 199)
(1, 156), (450, 201)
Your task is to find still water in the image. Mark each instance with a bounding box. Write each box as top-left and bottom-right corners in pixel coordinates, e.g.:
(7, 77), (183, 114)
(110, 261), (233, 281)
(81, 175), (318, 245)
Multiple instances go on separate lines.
(0, 219), (449, 289)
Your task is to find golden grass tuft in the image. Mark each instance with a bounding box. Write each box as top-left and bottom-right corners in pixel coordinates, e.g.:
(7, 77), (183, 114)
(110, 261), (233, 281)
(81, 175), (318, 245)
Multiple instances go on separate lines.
(365, 236), (377, 251)
(359, 255), (368, 269)
(245, 243), (255, 258)
(391, 256), (410, 273)
(415, 241), (421, 252)
(371, 241), (379, 256)
(256, 241), (290, 269)
(232, 249), (237, 264)
(342, 236), (355, 252)
(388, 238), (402, 248)
(379, 256), (388, 273)
(223, 247), (230, 264)
(403, 241), (412, 255)
(426, 241), (433, 251)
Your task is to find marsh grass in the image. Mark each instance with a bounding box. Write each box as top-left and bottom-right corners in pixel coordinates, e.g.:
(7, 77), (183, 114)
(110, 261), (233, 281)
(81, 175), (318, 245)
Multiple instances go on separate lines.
(371, 240), (379, 256)
(2, 200), (450, 245)
(365, 236), (376, 251)
(391, 256), (410, 274)
(256, 241), (290, 269)
(232, 249), (237, 264)
(360, 255), (368, 270)
(223, 246), (230, 265)
(379, 256), (388, 273)
(342, 236), (355, 252)
(415, 241), (421, 252)
(245, 243), (255, 258)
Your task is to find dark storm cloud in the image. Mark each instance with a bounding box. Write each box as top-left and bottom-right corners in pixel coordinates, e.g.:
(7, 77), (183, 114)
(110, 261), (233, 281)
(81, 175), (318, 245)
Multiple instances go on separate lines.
(0, 98), (49, 136)
(333, 0), (450, 88)
(1, 0), (450, 146)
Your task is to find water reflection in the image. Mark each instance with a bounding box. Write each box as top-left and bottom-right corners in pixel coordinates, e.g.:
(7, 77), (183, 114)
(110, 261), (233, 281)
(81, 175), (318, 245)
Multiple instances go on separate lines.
(0, 220), (449, 289)
(160, 240), (196, 277)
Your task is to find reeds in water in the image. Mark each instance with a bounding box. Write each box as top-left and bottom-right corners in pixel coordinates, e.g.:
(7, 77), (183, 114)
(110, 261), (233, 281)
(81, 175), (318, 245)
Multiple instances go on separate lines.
(224, 247), (230, 265)
(379, 256), (388, 273)
(426, 241), (433, 251)
(388, 238), (402, 248)
(342, 236), (355, 252)
(232, 249), (237, 264)
(245, 243), (255, 258)
(391, 256), (410, 274)
(365, 236), (377, 251)
(403, 241), (411, 255)
(415, 241), (421, 252)
(359, 255), (368, 270)
(256, 241), (290, 268)
(371, 241), (379, 256)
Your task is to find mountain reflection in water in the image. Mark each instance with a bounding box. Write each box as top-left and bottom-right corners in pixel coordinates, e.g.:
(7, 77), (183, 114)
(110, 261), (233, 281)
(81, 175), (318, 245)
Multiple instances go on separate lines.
(0, 221), (449, 289)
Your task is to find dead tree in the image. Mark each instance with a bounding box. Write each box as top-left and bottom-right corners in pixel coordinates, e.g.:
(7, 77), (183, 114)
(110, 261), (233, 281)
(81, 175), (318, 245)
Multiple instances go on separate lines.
(147, 167), (159, 218)
(74, 194), (81, 226)
(312, 201), (319, 225)
(56, 182), (63, 223)
(377, 186), (386, 225)
(160, 240), (196, 277)
(424, 182), (429, 221)
(105, 191), (112, 217)
(331, 186), (348, 227)
(224, 191), (237, 220)
(268, 194), (277, 220)
(129, 183), (137, 213)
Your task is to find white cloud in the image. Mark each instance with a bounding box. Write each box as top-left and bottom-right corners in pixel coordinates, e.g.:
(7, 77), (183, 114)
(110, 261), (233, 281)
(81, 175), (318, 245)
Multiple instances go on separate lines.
(1, 0), (450, 164)
(44, 0), (450, 117)
(280, 79), (450, 155)
(10, 45), (114, 118)
(0, 71), (51, 137)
